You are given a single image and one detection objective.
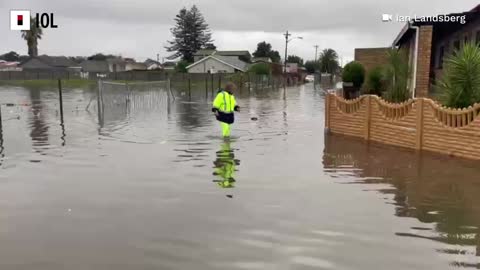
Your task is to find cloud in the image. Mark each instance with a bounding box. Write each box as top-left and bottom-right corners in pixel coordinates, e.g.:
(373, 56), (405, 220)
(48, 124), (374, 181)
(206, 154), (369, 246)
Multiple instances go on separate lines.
(1, 0), (479, 62)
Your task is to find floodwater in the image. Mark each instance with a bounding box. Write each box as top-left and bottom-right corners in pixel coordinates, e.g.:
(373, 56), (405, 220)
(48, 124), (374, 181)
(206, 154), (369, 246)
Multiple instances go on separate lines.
(0, 82), (480, 269)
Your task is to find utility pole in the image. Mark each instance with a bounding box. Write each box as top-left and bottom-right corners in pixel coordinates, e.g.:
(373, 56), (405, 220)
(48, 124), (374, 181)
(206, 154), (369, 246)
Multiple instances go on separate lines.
(157, 53), (160, 62)
(284, 30), (291, 74)
(314, 45), (319, 62)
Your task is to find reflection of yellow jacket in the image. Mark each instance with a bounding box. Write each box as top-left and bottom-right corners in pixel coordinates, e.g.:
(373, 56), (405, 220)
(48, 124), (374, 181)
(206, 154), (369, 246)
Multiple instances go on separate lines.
(213, 142), (237, 188)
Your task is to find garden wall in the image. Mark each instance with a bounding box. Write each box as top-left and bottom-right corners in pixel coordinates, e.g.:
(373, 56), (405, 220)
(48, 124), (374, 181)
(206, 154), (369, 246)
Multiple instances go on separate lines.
(325, 93), (480, 160)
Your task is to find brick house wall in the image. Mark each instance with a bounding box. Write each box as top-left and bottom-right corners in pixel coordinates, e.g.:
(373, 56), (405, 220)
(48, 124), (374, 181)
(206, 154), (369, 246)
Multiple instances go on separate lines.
(415, 25), (433, 98)
(354, 47), (390, 74)
(432, 16), (480, 84)
(354, 47), (390, 91)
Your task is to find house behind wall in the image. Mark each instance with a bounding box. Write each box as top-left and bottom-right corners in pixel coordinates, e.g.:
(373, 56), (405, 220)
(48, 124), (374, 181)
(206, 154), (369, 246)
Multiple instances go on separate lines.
(354, 47), (390, 91)
(394, 6), (480, 98)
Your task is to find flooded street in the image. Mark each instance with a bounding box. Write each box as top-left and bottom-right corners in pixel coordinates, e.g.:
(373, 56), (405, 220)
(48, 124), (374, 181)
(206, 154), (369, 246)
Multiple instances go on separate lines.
(1, 83), (480, 269)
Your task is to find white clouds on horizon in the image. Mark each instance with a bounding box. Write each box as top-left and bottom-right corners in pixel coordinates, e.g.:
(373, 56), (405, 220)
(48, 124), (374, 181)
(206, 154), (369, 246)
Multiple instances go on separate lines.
(1, 0), (478, 63)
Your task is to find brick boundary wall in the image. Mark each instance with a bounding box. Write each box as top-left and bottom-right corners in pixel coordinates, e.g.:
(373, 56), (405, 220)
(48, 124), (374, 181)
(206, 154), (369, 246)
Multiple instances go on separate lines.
(325, 93), (480, 160)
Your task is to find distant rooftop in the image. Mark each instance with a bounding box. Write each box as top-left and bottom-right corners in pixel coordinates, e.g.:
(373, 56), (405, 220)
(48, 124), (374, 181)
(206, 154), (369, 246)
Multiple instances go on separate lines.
(36, 55), (77, 67)
(194, 50), (251, 57)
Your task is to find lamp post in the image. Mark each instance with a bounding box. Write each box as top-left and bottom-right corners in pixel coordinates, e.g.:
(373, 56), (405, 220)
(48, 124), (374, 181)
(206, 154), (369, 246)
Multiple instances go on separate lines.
(283, 31), (303, 73)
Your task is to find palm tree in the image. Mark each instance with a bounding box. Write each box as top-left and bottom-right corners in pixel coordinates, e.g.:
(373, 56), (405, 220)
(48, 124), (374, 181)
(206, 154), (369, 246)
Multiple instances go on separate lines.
(438, 42), (480, 108)
(383, 48), (410, 103)
(21, 17), (43, 57)
(319, 48), (339, 74)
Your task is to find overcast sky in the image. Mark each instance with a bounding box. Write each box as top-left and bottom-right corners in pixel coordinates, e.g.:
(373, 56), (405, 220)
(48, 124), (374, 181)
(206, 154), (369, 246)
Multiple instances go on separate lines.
(1, 0), (478, 64)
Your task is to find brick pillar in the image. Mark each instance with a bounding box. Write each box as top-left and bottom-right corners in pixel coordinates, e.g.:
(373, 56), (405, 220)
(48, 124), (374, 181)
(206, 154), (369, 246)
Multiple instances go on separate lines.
(415, 25), (433, 98)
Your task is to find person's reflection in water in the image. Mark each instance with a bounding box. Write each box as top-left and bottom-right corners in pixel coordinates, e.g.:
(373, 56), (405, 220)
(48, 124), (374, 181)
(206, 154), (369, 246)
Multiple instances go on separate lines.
(212, 140), (240, 198)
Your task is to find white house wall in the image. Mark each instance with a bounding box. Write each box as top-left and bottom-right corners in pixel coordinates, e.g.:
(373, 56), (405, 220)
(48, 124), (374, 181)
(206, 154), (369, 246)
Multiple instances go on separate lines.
(188, 58), (235, 73)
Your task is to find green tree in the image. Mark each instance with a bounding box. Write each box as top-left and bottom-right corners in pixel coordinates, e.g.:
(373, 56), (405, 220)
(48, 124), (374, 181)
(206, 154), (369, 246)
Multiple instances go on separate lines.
(319, 48), (339, 74)
(87, 53), (118, 61)
(0, 51), (20, 61)
(304, 60), (320, 73)
(342, 61), (365, 88)
(21, 17), (43, 57)
(438, 42), (480, 108)
(175, 60), (190, 73)
(287, 55), (304, 66)
(166, 5), (213, 62)
(248, 63), (271, 75)
(204, 43), (216, 50)
(253, 41), (281, 63)
(383, 48), (410, 102)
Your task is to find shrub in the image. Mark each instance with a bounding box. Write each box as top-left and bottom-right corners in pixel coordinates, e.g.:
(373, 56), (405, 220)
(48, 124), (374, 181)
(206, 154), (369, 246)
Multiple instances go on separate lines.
(383, 49), (410, 102)
(175, 60), (190, 73)
(248, 63), (271, 75)
(342, 61), (365, 88)
(437, 42), (480, 108)
(366, 66), (383, 95)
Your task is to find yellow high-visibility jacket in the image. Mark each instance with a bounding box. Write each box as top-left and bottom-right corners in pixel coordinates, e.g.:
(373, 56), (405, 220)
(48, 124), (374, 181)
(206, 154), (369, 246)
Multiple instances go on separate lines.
(212, 90), (239, 124)
(213, 90), (237, 113)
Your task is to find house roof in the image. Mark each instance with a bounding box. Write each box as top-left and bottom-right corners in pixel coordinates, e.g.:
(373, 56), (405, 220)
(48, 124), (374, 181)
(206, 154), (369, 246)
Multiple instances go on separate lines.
(20, 55), (77, 68)
(394, 7), (480, 46)
(144, 58), (162, 66)
(163, 61), (177, 66)
(80, 60), (109, 73)
(37, 55), (77, 67)
(106, 58), (125, 64)
(193, 50), (251, 57)
(186, 55), (249, 71)
(252, 57), (272, 63)
(193, 49), (216, 56)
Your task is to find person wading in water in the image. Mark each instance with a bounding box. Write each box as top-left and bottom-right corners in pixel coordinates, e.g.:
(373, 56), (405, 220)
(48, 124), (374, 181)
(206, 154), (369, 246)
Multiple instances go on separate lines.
(212, 82), (240, 138)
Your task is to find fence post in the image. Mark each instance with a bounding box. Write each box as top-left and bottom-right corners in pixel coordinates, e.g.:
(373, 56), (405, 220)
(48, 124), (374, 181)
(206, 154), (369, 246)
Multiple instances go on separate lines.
(168, 77), (175, 101)
(58, 79), (64, 122)
(97, 80), (104, 127)
(188, 77), (191, 100)
(364, 95), (371, 140)
(415, 98), (424, 150)
(205, 74), (208, 98)
(211, 73), (214, 96)
(0, 104), (3, 132)
(240, 75), (243, 93)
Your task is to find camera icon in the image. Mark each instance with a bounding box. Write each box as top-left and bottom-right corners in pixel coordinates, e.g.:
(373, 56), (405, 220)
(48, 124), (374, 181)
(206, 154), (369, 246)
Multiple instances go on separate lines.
(382, 14), (393, 22)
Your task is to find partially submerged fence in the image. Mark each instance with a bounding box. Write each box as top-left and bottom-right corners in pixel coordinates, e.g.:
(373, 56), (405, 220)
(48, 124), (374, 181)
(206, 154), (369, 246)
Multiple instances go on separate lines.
(325, 93), (480, 160)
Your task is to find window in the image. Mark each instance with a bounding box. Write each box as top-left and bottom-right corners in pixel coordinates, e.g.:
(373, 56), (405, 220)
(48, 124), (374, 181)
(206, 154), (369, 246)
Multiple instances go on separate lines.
(438, 46), (445, 69)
